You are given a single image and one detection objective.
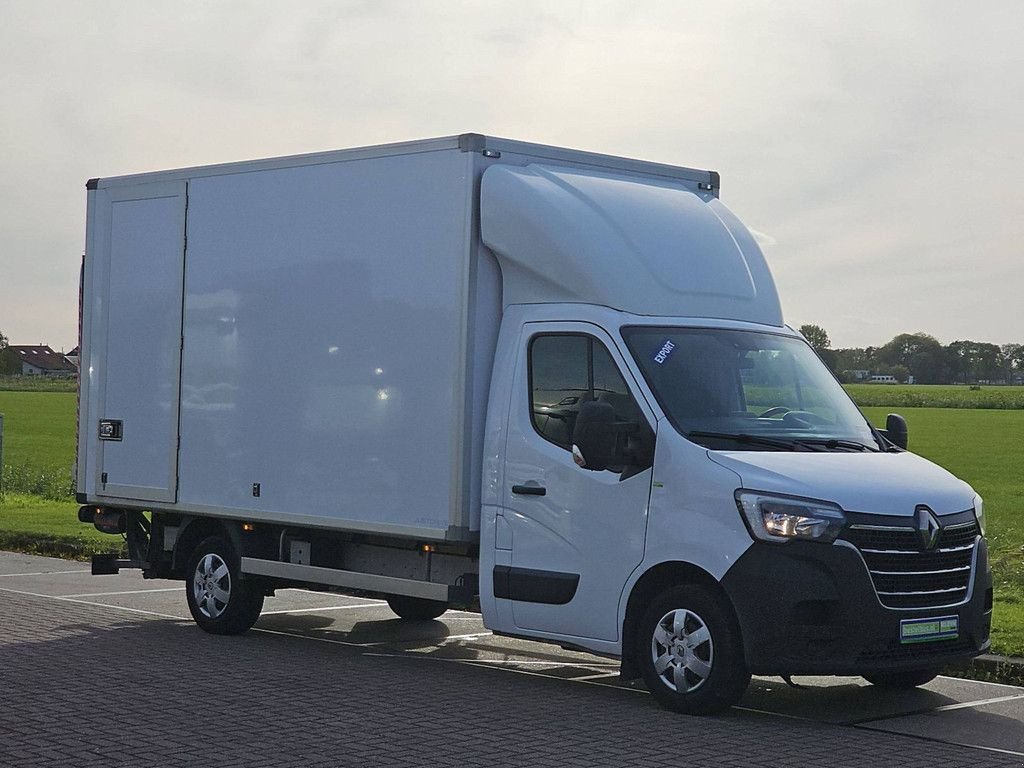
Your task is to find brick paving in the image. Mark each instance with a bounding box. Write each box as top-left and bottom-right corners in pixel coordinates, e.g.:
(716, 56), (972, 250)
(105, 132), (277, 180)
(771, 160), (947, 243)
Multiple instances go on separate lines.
(0, 588), (1020, 767)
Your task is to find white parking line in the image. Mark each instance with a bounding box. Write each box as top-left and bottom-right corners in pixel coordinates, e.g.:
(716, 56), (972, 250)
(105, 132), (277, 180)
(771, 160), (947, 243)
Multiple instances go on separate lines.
(0, 585), (388, 647)
(848, 687), (1024, 726)
(0, 570), (90, 578)
(931, 692), (1024, 712)
(459, 659), (645, 693)
(733, 706), (817, 721)
(361, 651), (648, 692)
(853, 724), (1024, 759)
(937, 673), (1024, 691)
(260, 602), (388, 615)
(60, 588), (181, 598)
(250, 626), (380, 648)
(571, 671), (622, 681)
(0, 585), (188, 621)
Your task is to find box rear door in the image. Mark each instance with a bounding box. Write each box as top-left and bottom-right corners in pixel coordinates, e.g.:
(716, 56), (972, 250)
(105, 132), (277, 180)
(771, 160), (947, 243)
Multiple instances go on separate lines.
(96, 181), (186, 502)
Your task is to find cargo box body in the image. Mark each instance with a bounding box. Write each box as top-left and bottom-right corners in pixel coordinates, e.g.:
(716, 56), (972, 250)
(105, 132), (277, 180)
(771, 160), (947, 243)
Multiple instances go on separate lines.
(78, 135), (716, 542)
(79, 138), (501, 540)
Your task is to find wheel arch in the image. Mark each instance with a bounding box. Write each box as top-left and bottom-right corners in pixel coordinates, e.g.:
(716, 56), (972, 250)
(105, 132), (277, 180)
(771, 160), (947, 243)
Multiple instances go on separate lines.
(619, 561), (741, 680)
(171, 516), (243, 577)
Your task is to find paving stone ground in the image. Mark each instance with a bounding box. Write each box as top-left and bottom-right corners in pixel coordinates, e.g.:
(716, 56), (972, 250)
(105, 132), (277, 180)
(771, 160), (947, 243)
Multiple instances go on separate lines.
(0, 553), (1021, 767)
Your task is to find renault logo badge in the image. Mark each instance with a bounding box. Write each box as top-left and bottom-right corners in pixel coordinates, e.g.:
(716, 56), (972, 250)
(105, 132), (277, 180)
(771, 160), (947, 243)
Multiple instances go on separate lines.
(916, 506), (941, 550)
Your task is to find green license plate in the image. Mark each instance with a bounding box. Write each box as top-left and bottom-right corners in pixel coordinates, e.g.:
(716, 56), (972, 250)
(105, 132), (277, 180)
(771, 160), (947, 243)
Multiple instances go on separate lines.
(900, 615), (959, 644)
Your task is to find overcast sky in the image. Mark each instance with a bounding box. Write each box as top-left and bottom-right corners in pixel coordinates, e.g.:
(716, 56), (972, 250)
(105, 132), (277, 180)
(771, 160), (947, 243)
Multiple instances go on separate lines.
(1, 0), (1021, 350)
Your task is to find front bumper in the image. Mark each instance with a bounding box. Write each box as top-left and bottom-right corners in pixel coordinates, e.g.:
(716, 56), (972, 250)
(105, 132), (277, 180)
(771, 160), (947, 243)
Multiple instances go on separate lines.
(721, 538), (992, 676)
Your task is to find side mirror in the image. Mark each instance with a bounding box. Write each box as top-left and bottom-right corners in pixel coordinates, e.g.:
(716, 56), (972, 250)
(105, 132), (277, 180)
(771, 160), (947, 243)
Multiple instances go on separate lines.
(572, 400), (616, 471)
(885, 413), (908, 449)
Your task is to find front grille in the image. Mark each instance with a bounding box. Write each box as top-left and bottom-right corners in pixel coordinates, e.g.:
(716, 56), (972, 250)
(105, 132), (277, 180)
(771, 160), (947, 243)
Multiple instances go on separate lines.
(840, 519), (979, 610)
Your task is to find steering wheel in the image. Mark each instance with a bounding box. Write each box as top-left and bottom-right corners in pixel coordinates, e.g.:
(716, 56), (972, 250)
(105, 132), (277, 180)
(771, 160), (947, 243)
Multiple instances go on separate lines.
(782, 410), (829, 427)
(758, 406), (790, 419)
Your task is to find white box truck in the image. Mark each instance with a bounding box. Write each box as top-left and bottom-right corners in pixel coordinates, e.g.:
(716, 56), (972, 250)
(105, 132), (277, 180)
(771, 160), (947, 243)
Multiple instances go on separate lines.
(77, 134), (991, 714)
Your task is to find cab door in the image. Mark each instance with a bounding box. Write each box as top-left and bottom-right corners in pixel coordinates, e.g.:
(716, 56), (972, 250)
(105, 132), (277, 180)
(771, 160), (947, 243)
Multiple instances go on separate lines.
(499, 322), (656, 641)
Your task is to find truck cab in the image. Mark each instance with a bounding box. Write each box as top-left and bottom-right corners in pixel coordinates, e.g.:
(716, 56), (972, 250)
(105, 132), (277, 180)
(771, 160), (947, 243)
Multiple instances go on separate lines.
(474, 162), (991, 714)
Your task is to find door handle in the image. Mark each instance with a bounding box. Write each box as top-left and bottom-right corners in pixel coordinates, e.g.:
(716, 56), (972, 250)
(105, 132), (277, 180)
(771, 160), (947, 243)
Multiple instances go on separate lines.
(512, 484), (546, 496)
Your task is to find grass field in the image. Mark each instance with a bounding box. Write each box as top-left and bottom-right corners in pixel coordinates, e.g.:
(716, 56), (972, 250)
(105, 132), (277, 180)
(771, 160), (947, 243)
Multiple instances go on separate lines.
(0, 493), (122, 559)
(0, 391), (104, 556)
(0, 391), (76, 498)
(847, 383), (1024, 409)
(0, 375), (76, 393)
(0, 390), (1021, 655)
(861, 407), (1023, 656)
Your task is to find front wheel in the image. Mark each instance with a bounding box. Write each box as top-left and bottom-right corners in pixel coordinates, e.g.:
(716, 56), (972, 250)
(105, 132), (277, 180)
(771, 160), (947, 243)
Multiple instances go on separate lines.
(637, 585), (750, 715)
(863, 668), (941, 689)
(185, 536), (264, 635)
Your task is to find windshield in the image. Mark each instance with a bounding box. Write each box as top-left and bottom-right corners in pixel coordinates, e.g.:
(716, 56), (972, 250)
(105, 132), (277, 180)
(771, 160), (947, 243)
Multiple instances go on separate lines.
(622, 327), (880, 451)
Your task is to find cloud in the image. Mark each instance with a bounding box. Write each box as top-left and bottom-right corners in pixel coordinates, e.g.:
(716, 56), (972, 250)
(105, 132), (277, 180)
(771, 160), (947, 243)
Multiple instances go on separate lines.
(0, 0), (1020, 349)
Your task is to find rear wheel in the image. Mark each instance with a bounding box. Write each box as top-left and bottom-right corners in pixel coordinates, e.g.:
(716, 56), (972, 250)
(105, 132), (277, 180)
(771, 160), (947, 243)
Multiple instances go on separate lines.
(637, 584), (750, 715)
(386, 595), (448, 621)
(185, 536), (264, 635)
(863, 668), (941, 689)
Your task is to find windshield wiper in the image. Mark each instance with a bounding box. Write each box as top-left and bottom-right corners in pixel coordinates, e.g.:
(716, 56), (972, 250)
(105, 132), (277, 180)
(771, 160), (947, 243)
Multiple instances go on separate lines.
(791, 438), (878, 452)
(685, 431), (809, 451)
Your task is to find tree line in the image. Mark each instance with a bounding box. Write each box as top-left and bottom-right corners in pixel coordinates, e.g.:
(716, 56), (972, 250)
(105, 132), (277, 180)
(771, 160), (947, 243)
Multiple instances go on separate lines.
(0, 329), (9, 374)
(0, 329), (22, 375)
(799, 325), (1024, 385)
(2, 325), (1020, 386)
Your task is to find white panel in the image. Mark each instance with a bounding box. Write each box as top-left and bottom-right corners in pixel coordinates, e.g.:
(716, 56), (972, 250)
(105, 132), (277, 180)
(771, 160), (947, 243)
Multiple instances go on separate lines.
(480, 164), (783, 326)
(98, 182), (186, 502)
(178, 151), (472, 537)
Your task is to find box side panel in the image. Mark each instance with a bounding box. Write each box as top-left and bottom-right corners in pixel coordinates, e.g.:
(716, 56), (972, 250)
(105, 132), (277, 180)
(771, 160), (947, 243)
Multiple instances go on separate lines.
(177, 150), (471, 538)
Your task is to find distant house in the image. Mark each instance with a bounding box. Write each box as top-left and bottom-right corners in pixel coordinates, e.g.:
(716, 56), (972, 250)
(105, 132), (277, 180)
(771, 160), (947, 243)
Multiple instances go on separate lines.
(65, 345), (80, 370)
(9, 345), (77, 378)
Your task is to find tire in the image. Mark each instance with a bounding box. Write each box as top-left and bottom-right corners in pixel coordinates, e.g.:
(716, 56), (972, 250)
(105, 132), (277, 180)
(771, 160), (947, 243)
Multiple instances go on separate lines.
(185, 536), (264, 635)
(637, 584), (750, 715)
(863, 668), (941, 689)
(386, 595), (448, 621)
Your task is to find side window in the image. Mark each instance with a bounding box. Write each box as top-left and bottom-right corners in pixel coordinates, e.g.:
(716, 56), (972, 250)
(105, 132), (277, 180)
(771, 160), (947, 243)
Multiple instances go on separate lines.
(529, 334), (650, 461)
(529, 335), (589, 449)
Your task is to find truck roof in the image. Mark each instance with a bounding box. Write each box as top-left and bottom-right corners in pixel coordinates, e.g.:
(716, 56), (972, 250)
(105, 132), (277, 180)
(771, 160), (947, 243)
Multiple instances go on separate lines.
(86, 133), (718, 191)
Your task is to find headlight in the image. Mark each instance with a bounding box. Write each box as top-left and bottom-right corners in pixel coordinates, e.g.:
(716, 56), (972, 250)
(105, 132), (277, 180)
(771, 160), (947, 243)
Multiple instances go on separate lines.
(973, 493), (985, 537)
(735, 491), (846, 544)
